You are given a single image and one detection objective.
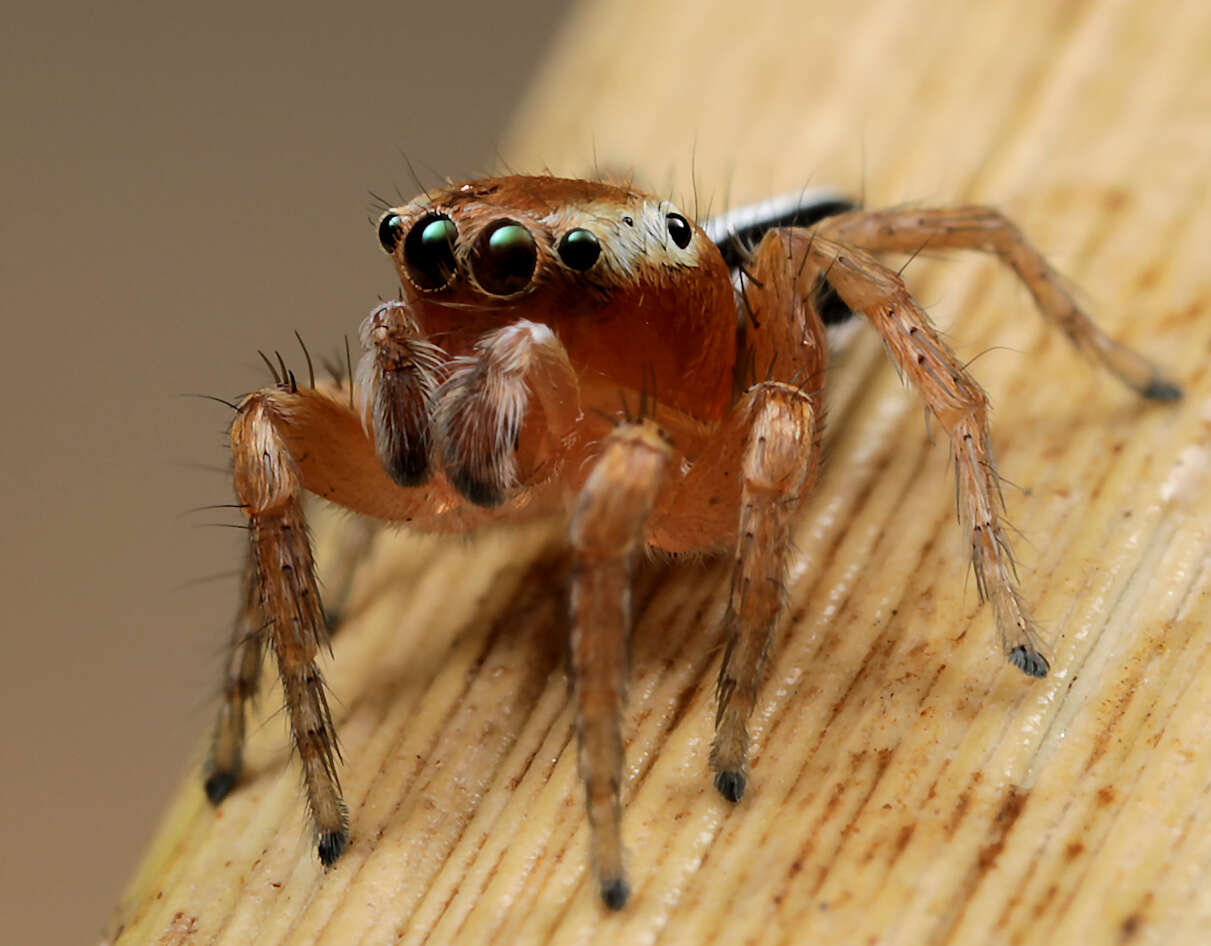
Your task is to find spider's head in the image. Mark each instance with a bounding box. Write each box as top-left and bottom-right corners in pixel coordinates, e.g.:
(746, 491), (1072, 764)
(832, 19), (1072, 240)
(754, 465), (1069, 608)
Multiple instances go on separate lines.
(378, 176), (729, 323)
(377, 174), (737, 417)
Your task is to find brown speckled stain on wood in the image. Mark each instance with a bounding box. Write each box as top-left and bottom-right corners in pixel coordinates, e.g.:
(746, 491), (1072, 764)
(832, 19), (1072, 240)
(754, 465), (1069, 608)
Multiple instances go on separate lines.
(155, 912), (198, 946)
(977, 787), (1029, 871)
(1119, 913), (1143, 942)
(945, 769), (986, 840)
(1082, 627), (1171, 775)
(933, 786), (1030, 944)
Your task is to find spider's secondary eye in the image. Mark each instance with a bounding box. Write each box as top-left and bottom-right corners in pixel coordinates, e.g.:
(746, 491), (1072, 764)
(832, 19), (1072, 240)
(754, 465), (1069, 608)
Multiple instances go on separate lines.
(378, 213), (405, 254)
(472, 221), (537, 295)
(557, 228), (601, 271)
(402, 214), (458, 290)
(666, 212), (692, 249)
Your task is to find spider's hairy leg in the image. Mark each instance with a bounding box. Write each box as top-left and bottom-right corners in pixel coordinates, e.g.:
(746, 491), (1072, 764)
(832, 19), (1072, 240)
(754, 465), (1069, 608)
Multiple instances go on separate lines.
(357, 300), (445, 487)
(816, 206), (1182, 400)
(711, 383), (820, 802)
(205, 545), (266, 803)
(657, 228), (827, 799)
(217, 382), (520, 525)
(228, 392), (348, 863)
(433, 320), (581, 507)
(317, 513), (378, 630)
(569, 421), (673, 910)
(804, 233), (1050, 676)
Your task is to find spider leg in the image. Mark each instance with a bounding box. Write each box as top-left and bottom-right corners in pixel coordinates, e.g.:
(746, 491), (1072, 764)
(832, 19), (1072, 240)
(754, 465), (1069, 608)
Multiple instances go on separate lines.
(226, 392), (348, 863)
(647, 231), (827, 798)
(318, 514), (378, 629)
(569, 421), (673, 910)
(799, 232), (1052, 675)
(432, 320), (581, 507)
(815, 206), (1181, 399)
(205, 367), (566, 861)
(201, 384), (409, 825)
(205, 544), (265, 803)
(711, 382), (819, 801)
(219, 383), (520, 528)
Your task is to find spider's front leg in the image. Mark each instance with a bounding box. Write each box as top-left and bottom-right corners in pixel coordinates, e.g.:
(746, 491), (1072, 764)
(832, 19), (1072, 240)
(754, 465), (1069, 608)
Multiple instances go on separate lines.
(224, 392), (348, 862)
(703, 232), (827, 801)
(708, 383), (821, 801)
(569, 420), (674, 910)
(205, 376), (474, 862)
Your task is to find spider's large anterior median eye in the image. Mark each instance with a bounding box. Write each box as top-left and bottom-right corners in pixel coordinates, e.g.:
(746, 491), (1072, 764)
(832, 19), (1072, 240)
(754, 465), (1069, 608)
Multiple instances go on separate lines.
(472, 220), (537, 295)
(557, 228), (601, 271)
(666, 212), (692, 249)
(401, 213), (458, 290)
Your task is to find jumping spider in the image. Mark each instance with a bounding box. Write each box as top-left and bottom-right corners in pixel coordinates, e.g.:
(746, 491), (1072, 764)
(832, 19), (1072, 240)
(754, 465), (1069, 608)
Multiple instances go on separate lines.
(204, 174), (1180, 909)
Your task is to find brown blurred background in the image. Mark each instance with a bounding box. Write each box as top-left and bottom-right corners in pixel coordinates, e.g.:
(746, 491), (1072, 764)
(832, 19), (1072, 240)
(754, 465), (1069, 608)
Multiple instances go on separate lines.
(0, 3), (570, 942)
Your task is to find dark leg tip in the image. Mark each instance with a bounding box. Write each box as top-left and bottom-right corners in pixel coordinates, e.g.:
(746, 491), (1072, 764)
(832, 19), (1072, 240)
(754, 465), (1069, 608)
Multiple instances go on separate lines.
(600, 876), (630, 911)
(1141, 377), (1183, 401)
(204, 771), (237, 805)
(715, 769), (747, 803)
(1008, 645), (1049, 679)
(317, 830), (348, 867)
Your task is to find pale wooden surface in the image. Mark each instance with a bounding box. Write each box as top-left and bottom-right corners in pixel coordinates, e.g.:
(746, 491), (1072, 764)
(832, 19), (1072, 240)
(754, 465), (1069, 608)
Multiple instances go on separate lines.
(109, 0), (1211, 943)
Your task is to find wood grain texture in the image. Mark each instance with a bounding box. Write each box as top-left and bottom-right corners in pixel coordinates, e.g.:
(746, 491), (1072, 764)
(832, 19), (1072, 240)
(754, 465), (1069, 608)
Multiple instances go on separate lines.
(109, 0), (1211, 942)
